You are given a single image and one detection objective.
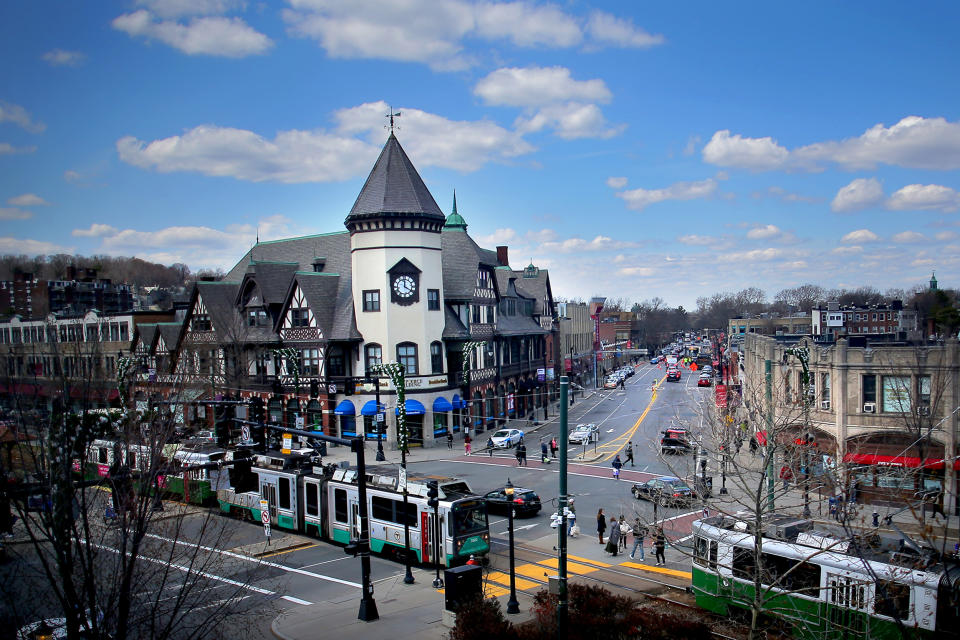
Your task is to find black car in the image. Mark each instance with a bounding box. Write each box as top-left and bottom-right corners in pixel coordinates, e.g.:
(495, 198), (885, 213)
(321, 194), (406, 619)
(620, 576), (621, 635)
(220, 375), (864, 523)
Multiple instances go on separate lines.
(666, 368), (681, 382)
(483, 487), (542, 517)
(631, 477), (695, 506)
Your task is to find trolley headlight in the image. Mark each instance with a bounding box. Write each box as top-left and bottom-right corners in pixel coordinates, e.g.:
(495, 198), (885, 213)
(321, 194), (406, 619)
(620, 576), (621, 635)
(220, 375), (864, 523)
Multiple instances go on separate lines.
(455, 538), (464, 552)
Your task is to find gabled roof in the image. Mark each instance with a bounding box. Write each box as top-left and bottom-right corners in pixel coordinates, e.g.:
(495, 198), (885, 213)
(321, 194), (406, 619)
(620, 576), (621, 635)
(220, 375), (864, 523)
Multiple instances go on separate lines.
(442, 304), (470, 339)
(440, 228), (501, 300)
(495, 311), (550, 337)
(237, 261), (299, 307)
(133, 324), (158, 353)
(345, 134), (445, 225)
(276, 272), (347, 339)
(513, 266), (554, 317)
(156, 322), (182, 352)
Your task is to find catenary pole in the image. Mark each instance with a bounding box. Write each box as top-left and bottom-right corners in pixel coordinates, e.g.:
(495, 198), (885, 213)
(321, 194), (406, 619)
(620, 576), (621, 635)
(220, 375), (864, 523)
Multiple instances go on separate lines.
(557, 376), (569, 639)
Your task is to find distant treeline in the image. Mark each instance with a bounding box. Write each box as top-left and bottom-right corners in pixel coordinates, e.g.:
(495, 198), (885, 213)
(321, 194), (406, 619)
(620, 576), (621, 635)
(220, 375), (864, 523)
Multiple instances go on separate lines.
(0, 254), (224, 288)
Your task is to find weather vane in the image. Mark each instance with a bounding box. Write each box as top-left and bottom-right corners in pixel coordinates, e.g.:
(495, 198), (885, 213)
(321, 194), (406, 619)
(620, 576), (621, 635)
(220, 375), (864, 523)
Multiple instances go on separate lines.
(386, 106), (401, 134)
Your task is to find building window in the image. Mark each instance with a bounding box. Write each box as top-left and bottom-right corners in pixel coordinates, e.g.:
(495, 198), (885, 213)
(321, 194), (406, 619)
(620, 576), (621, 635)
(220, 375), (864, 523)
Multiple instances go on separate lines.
(327, 352), (345, 377)
(247, 309), (268, 327)
(365, 344), (382, 371)
(291, 308), (310, 327)
(862, 374), (877, 405)
(821, 373), (830, 402)
(882, 375), (911, 413)
(430, 341), (443, 374)
(427, 289), (440, 311)
(363, 290), (380, 312)
(918, 375), (931, 408)
(300, 348), (321, 376)
(472, 304), (481, 324)
(397, 342), (418, 375)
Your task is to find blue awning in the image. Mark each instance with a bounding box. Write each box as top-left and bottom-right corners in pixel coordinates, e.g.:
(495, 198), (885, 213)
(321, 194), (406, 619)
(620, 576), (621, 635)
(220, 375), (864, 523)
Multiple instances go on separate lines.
(396, 399), (426, 415)
(433, 396), (453, 412)
(361, 400), (385, 416)
(451, 394), (466, 409)
(334, 399), (355, 415)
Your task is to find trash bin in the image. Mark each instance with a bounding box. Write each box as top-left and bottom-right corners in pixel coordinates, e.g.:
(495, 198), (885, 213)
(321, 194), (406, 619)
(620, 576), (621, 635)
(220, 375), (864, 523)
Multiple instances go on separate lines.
(443, 564), (482, 612)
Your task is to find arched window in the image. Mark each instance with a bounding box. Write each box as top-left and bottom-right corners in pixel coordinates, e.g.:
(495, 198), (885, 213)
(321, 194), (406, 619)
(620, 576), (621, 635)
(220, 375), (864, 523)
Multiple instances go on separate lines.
(430, 341), (443, 374)
(397, 342), (418, 375)
(365, 343), (382, 371)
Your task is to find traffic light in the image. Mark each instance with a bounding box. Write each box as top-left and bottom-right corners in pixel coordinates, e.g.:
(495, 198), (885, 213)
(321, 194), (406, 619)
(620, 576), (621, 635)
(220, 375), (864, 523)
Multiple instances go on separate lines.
(309, 379), (319, 398)
(214, 402), (233, 448)
(427, 480), (439, 510)
(249, 397), (266, 451)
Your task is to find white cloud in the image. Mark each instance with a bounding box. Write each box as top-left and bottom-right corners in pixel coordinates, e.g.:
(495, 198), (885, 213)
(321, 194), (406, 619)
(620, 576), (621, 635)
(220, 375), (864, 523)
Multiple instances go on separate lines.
(41, 49), (86, 67)
(476, 228), (517, 245)
(0, 142), (37, 154)
(718, 248), (783, 263)
(935, 231), (958, 241)
(0, 100), (45, 133)
(0, 237), (72, 254)
(683, 135), (700, 156)
(0, 208), (32, 220)
(705, 116), (960, 172)
(514, 102), (624, 140)
(72, 224), (120, 238)
(753, 185), (818, 203)
(701, 130), (789, 171)
(840, 229), (880, 244)
(283, 1), (661, 71)
(539, 234), (634, 254)
(677, 234), (715, 246)
(585, 11), (664, 48)
(614, 178), (717, 211)
(617, 266), (655, 277)
(7, 193), (49, 206)
(831, 178), (884, 212)
(135, 0), (245, 19)
(891, 231), (926, 243)
(886, 184), (960, 213)
(606, 176), (627, 189)
(119, 101), (536, 181)
(746, 224), (781, 240)
(474, 66), (611, 108)
(112, 9), (272, 57)
(831, 246), (863, 255)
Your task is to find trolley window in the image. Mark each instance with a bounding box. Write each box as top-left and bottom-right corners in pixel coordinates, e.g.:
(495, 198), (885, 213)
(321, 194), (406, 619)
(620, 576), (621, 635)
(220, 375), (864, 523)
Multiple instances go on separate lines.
(371, 496), (416, 526)
(278, 477), (291, 510)
(732, 546), (756, 581)
(98, 447), (108, 464)
(694, 536), (719, 570)
(334, 488), (348, 523)
(306, 483), (319, 517)
(450, 499), (488, 536)
(875, 580), (911, 620)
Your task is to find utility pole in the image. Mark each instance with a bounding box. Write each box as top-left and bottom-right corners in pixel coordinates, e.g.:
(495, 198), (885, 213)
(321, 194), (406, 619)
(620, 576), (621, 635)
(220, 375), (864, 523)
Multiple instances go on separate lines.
(764, 344), (775, 512)
(557, 376), (569, 640)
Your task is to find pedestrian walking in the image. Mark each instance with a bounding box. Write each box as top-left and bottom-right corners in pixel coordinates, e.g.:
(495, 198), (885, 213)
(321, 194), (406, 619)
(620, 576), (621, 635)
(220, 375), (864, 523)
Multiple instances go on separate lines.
(567, 498), (577, 537)
(550, 437), (558, 458)
(464, 433), (472, 455)
(625, 443), (635, 467)
(779, 465), (793, 490)
(487, 437), (494, 456)
(519, 443), (527, 466)
(618, 516), (629, 553)
(630, 518), (648, 560)
(619, 378), (625, 390)
(515, 442), (523, 466)
(540, 441), (549, 464)
(596, 508), (606, 544)
(749, 435), (758, 457)
(605, 517), (621, 556)
(654, 527), (666, 565)
(612, 454), (623, 479)
(734, 435), (743, 454)
(446, 430), (453, 449)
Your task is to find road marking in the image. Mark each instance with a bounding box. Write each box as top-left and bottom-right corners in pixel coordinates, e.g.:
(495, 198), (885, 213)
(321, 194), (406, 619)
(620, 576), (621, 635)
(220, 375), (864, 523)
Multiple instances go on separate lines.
(566, 554), (611, 568)
(145, 532), (362, 589)
(535, 557), (598, 574)
(259, 543), (319, 558)
(597, 376), (664, 463)
(486, 571), (540, 590)
(514, 563), (550, 580)
(497, 523), (539, 535)
(620, 561), (692, 580)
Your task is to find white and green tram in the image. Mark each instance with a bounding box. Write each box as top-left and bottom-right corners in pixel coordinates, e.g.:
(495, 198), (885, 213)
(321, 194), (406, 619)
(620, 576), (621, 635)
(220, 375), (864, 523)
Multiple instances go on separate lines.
(691, 514), (960, 639)
(217, 451), (490, 566)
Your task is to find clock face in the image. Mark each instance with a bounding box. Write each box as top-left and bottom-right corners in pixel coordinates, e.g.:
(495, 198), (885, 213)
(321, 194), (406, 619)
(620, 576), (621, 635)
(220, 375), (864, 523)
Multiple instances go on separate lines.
(393, 275), (416, 298)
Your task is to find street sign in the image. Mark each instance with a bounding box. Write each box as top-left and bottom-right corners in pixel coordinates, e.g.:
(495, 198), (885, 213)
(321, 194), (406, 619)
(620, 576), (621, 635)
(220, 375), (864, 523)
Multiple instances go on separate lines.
(295, 415), (305, 429)
(398, 467), (407, 491)
(259, 499), (271, 540)
(376, 412), (384, 423)
(281, 433), (292, 454)
(241, 425), (251, 441)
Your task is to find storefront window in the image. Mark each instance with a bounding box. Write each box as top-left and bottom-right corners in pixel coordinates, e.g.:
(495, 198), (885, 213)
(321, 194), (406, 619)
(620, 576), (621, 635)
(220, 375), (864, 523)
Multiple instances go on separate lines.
(877, 471), (913, 489)
(881, 376), (911, 413)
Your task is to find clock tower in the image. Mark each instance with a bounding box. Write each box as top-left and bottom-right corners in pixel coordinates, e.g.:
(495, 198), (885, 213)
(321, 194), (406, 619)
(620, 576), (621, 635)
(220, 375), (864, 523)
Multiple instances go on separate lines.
(345, 133), (447, 377)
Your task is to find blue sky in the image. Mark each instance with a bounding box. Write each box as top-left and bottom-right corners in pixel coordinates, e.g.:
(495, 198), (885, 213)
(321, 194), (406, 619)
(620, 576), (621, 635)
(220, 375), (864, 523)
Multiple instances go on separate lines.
(2, 1), (959, 309)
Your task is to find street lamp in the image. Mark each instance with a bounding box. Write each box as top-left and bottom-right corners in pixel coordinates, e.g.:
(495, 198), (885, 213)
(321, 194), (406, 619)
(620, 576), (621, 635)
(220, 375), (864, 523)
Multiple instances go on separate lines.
(504, 478), (520, 614)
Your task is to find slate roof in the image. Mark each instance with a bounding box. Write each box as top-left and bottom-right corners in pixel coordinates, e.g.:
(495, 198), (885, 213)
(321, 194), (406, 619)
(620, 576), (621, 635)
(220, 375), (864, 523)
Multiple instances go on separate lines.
(496, 311), (550, 337)
(345, 134), (445, 224)
(156, 322), (182, 352)
(513, 268), (554, 317)
(440, 228), (500, 300)
(225, 232), (360, 341)
(280, 272), (342, 339)
(442, 304), (470, 339)
(193, 281), (278, 342)
(239, 262), (299, 306)
(135, 324), (158, 353)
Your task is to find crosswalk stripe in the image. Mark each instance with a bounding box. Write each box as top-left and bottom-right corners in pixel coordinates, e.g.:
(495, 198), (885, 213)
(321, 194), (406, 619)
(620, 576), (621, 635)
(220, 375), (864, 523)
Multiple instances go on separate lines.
(514, 563), (550, 580)
(620, 561), (692, 579)
(535, 558), (598, 574)
(486, 571), (540, 590)
(484, 584), (511, 597)
(566, 554), (612, 568)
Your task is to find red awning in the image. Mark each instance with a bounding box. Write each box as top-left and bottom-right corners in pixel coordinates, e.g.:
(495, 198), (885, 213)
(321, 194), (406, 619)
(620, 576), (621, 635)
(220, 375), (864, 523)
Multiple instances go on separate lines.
(843, 453), (959, 470)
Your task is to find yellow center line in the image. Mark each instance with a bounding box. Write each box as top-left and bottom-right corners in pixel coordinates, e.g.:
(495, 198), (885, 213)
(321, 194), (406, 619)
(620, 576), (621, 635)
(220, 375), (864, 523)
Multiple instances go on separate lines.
(597, 375), (665, 463)
(258, 543), (319, 558)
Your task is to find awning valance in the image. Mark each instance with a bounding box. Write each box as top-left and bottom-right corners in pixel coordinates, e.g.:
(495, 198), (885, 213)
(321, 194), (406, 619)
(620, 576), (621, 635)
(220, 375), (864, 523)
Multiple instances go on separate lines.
(843, 453), (958, 470)
(451, 394), (466, 409)
(433, 397), (453, 412)
(334, 399), (356, 416)
(396, 399), (426, 415)
(361, 400), (385, 416)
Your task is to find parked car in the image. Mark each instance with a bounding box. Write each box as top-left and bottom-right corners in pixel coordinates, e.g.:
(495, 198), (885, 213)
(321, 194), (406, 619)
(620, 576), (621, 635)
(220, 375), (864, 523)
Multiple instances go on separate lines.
(191, 429), (216, 444)
(603, 377), (620, 389)
(660, 428), (694, 454)
(490, 428), (524, 448)
(483, 486), (542, 517)
(650, 356), (660, 364)
(666, 368), (681, 382)
(631, 476), (695, 506)
(697, 373), (712, 387)
(569, 423), (599, 444)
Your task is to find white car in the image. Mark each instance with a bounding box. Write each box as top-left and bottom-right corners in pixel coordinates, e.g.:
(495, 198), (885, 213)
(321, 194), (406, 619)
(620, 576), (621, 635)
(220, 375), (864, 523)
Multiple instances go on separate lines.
(569, 423), (599, 444)
(490, 428), (524, 448)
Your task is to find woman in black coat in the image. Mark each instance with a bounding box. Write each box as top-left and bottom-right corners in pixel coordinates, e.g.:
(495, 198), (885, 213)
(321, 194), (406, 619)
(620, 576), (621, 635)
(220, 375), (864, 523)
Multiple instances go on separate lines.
(596, 508), (606, 544)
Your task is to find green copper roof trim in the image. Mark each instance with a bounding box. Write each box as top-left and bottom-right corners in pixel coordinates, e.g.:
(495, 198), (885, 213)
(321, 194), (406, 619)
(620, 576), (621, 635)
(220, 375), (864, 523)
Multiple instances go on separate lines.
(256, 230), (349, 245)
(197, 280), (242, 285)
(248, 260), (300, 266)
(444, 190), (468, 229)
(294, 271), (340, 277)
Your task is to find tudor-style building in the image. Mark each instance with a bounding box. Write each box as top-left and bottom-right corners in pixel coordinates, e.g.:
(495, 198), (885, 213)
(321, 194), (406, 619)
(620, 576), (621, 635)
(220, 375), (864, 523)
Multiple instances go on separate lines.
(132, 134), (557, 448)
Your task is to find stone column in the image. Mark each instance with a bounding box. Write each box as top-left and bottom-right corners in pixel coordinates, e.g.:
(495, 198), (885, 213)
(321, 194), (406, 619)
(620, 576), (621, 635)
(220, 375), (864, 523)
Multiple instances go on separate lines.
(835, 339), (848, 461)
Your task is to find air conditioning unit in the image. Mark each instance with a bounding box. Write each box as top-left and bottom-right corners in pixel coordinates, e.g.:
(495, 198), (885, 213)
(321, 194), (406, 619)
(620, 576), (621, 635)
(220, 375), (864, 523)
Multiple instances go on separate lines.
(863, 402), (876, 413)
(917, 406), (930, 416)
(820, 400), (831, 410)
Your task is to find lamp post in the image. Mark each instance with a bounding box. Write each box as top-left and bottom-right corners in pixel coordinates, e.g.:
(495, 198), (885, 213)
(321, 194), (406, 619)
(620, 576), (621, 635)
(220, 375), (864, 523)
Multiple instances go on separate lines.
(367, 373), (385, 462)
(504, 478), (520, 614)
(372, 362), (414, 584)
(461, 340), (487, 437)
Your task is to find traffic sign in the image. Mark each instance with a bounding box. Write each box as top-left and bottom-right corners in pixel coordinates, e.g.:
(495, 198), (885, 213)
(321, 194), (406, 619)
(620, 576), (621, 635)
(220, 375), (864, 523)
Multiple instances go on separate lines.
(241, 425), (251, 441)
(398, 467), (407, 491)
(259, 499), (271, 540)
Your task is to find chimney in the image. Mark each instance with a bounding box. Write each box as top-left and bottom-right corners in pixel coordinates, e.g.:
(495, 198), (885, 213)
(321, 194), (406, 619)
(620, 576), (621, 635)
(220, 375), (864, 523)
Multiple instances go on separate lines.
(496, 245), (509, 266)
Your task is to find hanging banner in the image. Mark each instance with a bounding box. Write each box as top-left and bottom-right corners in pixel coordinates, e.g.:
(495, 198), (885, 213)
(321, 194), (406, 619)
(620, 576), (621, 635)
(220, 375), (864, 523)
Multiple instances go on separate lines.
(715, 384), (728, 408)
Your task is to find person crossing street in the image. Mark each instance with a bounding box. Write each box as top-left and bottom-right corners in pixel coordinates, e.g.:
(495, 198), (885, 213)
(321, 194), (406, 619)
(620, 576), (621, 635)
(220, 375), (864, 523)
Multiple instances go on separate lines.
(625, 443), (635, 467)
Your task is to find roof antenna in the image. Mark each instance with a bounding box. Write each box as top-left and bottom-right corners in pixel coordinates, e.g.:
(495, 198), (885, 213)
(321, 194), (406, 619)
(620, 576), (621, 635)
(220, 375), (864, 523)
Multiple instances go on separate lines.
(385, 106), (401, 135)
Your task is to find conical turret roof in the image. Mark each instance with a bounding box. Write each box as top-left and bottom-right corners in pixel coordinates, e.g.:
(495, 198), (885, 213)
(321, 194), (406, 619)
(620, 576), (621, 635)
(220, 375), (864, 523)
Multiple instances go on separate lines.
(345, 134), (445, 226)
(444, 190), (467, 230)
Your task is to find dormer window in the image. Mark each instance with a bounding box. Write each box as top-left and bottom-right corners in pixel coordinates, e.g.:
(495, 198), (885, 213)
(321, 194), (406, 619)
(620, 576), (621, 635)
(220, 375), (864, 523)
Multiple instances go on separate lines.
(191, 314), (211, 331)
(247, 309), (268, 327)
(290, 308), (310, 328)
